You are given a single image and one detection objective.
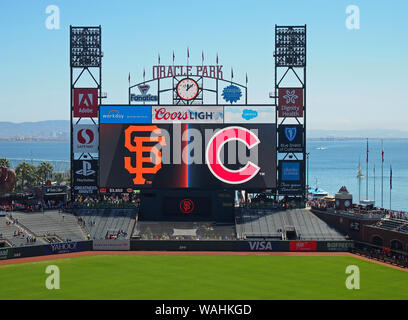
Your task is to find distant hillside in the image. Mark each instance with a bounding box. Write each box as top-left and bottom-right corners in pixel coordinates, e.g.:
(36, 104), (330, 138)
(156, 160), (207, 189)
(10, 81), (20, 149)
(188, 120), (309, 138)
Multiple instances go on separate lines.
(0, 120), (69, 141)
(1, 121), (408, 141)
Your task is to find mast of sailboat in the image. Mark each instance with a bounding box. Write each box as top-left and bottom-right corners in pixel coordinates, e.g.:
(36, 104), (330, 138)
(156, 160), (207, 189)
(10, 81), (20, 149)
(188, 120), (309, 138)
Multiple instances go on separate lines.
(366, 138), (369, 200)
(381, 139), (384, 208)
(373, 164), (375, 204)
(357, 159), (362, 203)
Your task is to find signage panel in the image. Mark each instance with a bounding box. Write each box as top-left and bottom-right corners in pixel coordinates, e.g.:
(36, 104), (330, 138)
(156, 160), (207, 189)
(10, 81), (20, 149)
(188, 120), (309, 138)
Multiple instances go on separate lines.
(100, 105), (152, 124)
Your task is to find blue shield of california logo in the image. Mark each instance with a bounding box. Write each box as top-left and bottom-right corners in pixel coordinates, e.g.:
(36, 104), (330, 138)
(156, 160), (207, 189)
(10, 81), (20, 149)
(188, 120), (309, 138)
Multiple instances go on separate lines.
(284, 126), (297, 142)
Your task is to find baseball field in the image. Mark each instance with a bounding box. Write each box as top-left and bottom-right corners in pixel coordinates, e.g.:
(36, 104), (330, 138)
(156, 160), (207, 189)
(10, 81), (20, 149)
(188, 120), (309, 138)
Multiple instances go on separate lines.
(0, 252), (406, 300)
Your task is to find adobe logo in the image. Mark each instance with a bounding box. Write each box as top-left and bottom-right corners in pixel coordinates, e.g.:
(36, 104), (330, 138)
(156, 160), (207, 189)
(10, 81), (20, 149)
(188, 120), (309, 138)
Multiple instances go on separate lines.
(73, 88), (98, 118)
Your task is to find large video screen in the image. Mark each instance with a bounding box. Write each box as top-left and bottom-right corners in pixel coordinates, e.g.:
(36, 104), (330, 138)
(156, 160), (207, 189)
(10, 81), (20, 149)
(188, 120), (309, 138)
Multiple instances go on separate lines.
(99, 105), (276, 189)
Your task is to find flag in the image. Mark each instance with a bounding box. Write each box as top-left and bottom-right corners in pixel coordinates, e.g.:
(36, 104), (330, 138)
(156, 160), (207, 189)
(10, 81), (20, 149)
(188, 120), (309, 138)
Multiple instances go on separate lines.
(143, 68), (145, 80)
(173, 51), (175, 63)
(187, 47), (189, 58)
(128, 72), (130, 84)
(246, 73), (248, 84)
(202, 51), (204, 63)
(216, 53), (218, 64)
(390, 165), (392, 190)
(231, 67), (234, 80)
(158, 53), (160, 64)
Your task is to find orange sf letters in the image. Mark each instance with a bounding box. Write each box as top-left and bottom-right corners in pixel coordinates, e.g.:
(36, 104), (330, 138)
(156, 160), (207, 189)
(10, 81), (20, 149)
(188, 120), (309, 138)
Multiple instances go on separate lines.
(124, 125), (166, 185)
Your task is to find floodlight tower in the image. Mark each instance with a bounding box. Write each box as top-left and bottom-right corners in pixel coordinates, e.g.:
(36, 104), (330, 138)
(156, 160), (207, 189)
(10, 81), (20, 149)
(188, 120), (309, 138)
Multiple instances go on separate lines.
(70, 26), (102, 201)
(275, 25), (307, 204)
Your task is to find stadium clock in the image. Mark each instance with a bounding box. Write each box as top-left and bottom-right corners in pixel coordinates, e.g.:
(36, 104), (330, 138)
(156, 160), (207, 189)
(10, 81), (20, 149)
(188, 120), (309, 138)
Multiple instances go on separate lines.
(176, 78), (199, 101)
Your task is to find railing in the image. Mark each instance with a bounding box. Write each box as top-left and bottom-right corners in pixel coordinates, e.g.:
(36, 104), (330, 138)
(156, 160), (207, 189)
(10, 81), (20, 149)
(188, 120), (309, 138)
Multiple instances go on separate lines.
(311, 207), (384, 220)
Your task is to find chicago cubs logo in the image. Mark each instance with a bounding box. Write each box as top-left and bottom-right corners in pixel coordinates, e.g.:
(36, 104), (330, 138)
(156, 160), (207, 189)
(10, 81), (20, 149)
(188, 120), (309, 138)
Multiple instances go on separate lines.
(284, 126), (297, 142)
(205, 126), (260, 184)
(124, 125), (166, 185)
(77, 129), (94, 144)
(180, 198), (194, 214)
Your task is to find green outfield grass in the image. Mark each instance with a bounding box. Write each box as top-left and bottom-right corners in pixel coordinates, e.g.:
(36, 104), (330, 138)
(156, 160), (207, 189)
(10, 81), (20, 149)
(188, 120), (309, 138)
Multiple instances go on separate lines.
(0, 255), (406, 300)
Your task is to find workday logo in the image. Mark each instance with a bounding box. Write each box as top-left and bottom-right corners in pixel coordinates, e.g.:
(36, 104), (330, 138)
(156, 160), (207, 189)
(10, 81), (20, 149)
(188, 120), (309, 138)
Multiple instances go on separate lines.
(102, 109), (125, 120)
(284, 126), (297, 142)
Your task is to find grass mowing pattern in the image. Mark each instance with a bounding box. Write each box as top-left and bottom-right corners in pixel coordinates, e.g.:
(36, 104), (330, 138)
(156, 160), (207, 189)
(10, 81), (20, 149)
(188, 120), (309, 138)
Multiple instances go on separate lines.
(0, 255), (406, 299)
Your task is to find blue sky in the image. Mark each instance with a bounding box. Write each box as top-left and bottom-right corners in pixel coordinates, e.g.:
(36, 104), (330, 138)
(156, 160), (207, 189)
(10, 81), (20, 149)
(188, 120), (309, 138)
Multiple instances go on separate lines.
(0, 0), (407, 130)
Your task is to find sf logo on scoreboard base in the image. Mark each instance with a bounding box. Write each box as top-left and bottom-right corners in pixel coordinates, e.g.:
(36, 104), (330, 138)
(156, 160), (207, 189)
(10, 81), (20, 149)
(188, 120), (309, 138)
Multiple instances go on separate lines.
(124, 125), (166, 185)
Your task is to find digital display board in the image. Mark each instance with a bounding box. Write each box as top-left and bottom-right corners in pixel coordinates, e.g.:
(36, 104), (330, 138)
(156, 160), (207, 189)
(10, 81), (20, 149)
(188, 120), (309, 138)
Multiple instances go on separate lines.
(99, 123), (276, 189)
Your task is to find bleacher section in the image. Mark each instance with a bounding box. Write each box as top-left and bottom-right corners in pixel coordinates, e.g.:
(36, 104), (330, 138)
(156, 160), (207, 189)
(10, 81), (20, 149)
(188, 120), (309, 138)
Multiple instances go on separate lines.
(376, 218), (408, 234)
(75, 209), (136, 240)
(134, 221), (237, 240)
(9, 210), (86, 241)
(0, 216), (44, 247)
(236, 208), (346, 240)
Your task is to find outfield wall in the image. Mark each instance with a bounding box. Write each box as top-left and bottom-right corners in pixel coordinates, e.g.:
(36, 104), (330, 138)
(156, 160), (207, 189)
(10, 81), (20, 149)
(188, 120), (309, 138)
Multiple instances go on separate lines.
(0, 240), (353, 261)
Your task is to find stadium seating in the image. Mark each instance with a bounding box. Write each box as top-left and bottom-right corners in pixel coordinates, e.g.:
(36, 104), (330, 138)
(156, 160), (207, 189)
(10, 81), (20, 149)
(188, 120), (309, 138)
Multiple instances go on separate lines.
(236, 208), (346, 240)
(9, 210), (86, 242)
(0, 216), (45, 247)
(376, 218), (408, 234)
(75, 208), (136, 240)
(134, 221), (237, 240)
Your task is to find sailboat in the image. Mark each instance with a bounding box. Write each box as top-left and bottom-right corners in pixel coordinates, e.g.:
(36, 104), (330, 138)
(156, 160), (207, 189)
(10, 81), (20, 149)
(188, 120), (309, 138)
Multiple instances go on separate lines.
(360, 138), (375, 206)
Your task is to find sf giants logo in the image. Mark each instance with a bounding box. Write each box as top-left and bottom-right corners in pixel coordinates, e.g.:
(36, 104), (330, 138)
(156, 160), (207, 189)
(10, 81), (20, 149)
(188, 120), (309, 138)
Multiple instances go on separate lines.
(124, 126), (166, 185)
(180, 198), (194, 214)
(206, 126), (260, 184)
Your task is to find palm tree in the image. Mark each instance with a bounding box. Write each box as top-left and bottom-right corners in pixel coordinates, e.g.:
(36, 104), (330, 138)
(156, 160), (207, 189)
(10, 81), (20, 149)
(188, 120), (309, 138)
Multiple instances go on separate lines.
(0, 158), (10, 168)
(15, 161), (37, 191)
(36, 161), (54, 185)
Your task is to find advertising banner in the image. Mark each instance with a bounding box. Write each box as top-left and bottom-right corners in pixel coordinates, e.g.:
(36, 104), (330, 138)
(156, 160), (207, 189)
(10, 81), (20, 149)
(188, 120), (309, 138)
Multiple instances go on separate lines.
(73, 160), (98, 194)
(152, 106), (223, 124)
(224, 106), (275, 124)
(73, 124), (99, 153)
(289, 241), (317, 252)
(242, 241), (289, 252)
(278, 124), (304, 153)
(324, 241), (354, 252)
(278, 160), (304, 194)
(73, 88), (98, 118)
(73, 160), (98, 185)
(93, 239), (130, 251)
(44, 241), (84, 255)
(100, 123), (276, 189)
(0, 248), (9, 260)
(42, 185), (67, 194)
(278, 88), (303, 118)
(100, 105), (152, 124)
